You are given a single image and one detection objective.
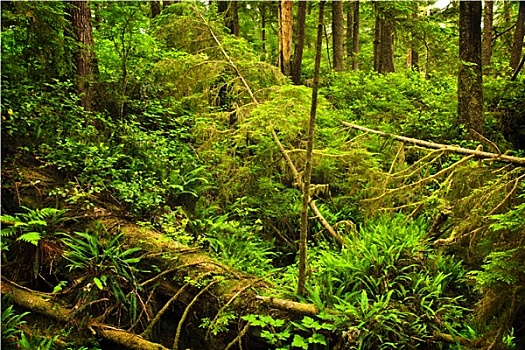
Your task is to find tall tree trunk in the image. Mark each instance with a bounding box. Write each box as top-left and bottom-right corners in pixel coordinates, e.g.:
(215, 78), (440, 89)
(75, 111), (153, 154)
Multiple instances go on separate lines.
(298, 0), (325, 297)
(151, 1), (161, 18)
(510, 1), (525, 72)
(279, 0), (293, 76)
(407, 3), (419, 71)
(292, 1), (307, 84)
(373, 11), (382, 72)
(67, 0), (98, 111)
(352, 0), (359, 71)
(332, 0), (344, 71)
(346, 3), (353, 60)
(380, 16), (395, 73)
(482, 0), (493, 75)
(261, 3), (266, 54)
(458, 1), (483, 137)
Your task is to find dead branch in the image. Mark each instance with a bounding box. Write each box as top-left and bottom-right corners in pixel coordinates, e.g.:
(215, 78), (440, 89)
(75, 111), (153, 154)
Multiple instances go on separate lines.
(224, 322), (251, 350)
(342, 122), (525, 165)
(173, 279), (221, 350)
(256, 295), (319, 317)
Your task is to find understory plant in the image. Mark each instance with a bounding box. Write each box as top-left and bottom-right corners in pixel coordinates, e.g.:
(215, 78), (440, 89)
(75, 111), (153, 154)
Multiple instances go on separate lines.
(260, 214), (471, 349)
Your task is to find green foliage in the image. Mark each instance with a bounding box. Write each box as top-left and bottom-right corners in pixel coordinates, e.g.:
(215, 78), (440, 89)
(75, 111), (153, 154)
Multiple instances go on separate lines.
(2, 299), (30, 348)
(60, 224), (144, 323)
(322, 71), (461, 142)
(268, 214), (469, 349)
(1, 207), (68, 250)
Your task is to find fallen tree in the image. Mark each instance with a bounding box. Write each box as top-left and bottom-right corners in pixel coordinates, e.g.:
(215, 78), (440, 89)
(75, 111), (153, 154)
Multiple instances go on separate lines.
(342, 121), (525, 165)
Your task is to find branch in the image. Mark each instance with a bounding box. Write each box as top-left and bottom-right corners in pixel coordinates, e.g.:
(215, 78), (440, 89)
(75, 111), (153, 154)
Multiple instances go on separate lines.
(342, 122), (525, 165)
(256, 295), (319, 317)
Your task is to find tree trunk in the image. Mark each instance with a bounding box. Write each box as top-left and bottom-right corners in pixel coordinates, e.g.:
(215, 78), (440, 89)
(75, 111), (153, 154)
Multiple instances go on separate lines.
(260, 3), (266, 54)
(332, 0), (344, 71)
(279, 0), (293, 76)
(510, 1), (525, 72)
(298, 0), (325, 296)
(218, 1), (238, 36)
(352, 0), (359, 71)
(373, 12), (382, 72)
(151, 1), (161, 18)
(67, 0), (98, 111)
(292, 1), (307, 84)
(482, 0), (493, 75)
(408, 3), (419, 71)
(458, 0), (483, 137)
(380, 16), (395, 73)
(346, 3), (353, 60)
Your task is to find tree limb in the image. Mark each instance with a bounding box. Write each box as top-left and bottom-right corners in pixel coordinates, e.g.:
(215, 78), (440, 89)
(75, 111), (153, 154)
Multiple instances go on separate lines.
(342, 122), (525, 165)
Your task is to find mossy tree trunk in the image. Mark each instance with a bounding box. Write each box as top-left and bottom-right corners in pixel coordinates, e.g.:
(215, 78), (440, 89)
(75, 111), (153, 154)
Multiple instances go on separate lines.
(278, 0), (293, 76)
(482, 0), (493, 75)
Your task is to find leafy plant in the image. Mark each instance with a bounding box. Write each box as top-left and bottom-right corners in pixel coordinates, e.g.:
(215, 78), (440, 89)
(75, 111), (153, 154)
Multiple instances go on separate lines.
(2, 299), (30, 347)
(1, 207), (68, 249)
(60, 224), (144, 324)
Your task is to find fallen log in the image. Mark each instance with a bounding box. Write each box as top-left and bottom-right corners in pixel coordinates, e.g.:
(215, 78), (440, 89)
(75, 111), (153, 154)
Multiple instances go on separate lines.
(1, 279), (169, 350)
(342, 121), (525, 166)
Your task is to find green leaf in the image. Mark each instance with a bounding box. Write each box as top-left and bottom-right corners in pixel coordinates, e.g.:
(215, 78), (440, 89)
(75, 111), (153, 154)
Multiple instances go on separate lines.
(17, 232), (41, 245)
(291, 334), (308, 350)
(93, 277), (104, 290)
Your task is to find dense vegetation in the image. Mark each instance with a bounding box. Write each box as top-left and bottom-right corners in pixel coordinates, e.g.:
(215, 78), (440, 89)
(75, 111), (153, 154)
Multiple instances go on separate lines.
(1, 1), (524, 349)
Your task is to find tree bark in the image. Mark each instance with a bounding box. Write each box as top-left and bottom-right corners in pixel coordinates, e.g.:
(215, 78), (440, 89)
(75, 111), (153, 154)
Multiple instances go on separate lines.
(510, 1), (525, 72)
(332, 0), (344, 71)
(218, 1), (238, 36)
(352, 0), (359, 71)
(298, 0), (324, 296)
(380, 15), (395, 73)
(482, 0), (493, 75)
(260, 3), (266, 53)
(279, 0), (294, 76)
(458, 0), (483, 137)
(66, 0), (98, 111)
(151, 1), (161, 18)
(292, 1), (307, 84)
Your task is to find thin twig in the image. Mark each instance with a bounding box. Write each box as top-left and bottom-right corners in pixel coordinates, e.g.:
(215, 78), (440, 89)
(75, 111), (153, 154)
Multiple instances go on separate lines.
(224, 322), (251, 350)
(173, 279), (221, 350)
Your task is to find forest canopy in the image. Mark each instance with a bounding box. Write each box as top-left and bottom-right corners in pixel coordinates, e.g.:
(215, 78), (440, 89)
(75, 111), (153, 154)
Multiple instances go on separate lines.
(1, 1), (525, 349)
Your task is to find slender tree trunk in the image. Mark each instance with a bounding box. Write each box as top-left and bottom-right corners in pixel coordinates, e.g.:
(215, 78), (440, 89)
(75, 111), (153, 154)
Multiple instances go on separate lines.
(373, 9), (382, 72)
(332, 0), (344, 71)
(510, 1), (525, 72)
(408, 3), (419, 71)
(292, 1), (307, 84)
(352, 0), (359, 71)
(67, 0), (98, 111)
(482, 0), (493, 75)
(458, 0), (483, 137)
(298, 0), (325, 297)
(279, 0), (293, 76)
(261, 3), (266, 54)
(151, 1), (161, 18)
(229, 1), (239, 37)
